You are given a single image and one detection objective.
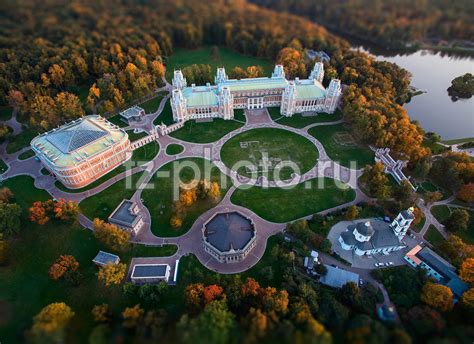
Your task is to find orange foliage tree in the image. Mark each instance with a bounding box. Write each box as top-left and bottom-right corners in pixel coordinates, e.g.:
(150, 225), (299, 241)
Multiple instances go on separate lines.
(93, 218), (131, 252)
(457, 183), (474, 203)
(420, 282), (453, 312)
(48, 255), (79, 281)
(460, 258), (474, 284)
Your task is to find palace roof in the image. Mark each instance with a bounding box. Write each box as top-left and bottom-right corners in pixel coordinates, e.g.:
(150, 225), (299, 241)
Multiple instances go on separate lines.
(204, 211), (255, 252)
(182, 86), (219, 107)
(218, 76), (288, 92)
(31, 116), (127, 168)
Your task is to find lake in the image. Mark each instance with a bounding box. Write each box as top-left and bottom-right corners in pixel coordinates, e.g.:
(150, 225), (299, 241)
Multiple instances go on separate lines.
(368, 49), (474, 140)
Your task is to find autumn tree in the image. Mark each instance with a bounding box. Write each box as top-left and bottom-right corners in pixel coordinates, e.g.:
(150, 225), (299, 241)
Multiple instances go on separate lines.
(93, 218), (130, 251)
(457, 183), (474, 203)
(48, 255), (79, 281)
(209, 181), (221, 201)
(54, 92), (84, 122)
(53, 199), (79, 222)
(345, 205), (359, 220)
(445, 209), (470, 232)
(122, 304), (144, 328)
(461, 288), (474, 309)
(97, 262), (127, 287)
(425, 191), (443, 204)
(460, 258), (474, 284)
(0, 187), (13, 203)
(92, 304), (110, 323)
(31, 302), (75, 342)
(438, 235), (474, 267)
(276, 47), (306, 79)
(420, 282), (453, 312)
(0, 201), (21, 236)
(361, 162), (391, 200)
(6, 90), (24, 109)
(406, 305), (445, 336)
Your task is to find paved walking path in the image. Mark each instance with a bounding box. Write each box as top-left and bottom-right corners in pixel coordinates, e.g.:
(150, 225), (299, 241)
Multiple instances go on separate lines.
(0, 105), (389, 275)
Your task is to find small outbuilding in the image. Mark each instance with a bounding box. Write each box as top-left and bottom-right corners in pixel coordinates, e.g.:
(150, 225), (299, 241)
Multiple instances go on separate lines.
(92, 251), (120, 267)
(108, 199), (144, 236)
(320, 265), (359, 289)
(119, 105), (145, 124)
(130, 264), (171, 284)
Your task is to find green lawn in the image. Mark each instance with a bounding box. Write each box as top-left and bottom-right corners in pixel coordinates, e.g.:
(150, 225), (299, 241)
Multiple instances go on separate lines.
(166, 143), (184, 155)
(142, 158), (232, 237)
(267, 107), (282, 121)
(431, 205), (451, 223)
(126, 130), (148, 141)
(107, 115), (128, 128)
(0, 106), (12, 121)
(170, 118), (243, 143)
(55, 144), (158, 193)
(231, 178), (356, 223)
(0, 159), (8, 174)
(425, 225), (445, 247)
(165, 46), (273, 81)
(139, 92), (167, 114)
(0, 175), (50, 212)
(153, 99), (174, 126)
(308, 123), (374, 169)
(442, 137), (474, 145)
(17, 149), (35, 160)
(221, 128), (318, 181)
(233, 109), (246, 122)
(276, 109), (343, 129)
(80, 171), (147, 220)
(6, 127), (39, 154)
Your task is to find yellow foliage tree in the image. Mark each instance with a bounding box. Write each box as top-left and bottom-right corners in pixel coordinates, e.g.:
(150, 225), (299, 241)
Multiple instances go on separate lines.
(31, 302), (74, 340)
(93, 218), (131, 252)
(91, 303), (110, 322)
(461, 288), (474, 309)
(170, 215), (183, 229)
(97, 262), (127, 287)
(460, 258), (474, 284)
(122, 304), (144, 328)
(420, 282), (453, 312)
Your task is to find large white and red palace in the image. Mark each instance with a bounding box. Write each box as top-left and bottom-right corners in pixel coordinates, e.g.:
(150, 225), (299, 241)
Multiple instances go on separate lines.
(31, 115), (131, 189)
(171, 62), (342, 122)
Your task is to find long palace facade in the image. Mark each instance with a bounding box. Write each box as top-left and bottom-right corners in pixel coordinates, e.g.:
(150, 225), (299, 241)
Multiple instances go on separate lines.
(171, 62), (342, 122)
(31, 115), (131, 189)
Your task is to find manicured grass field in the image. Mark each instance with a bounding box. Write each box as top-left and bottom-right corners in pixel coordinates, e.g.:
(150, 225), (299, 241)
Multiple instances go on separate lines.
(6, 128), (39, 154)
(107, 115), (128, 128)
(80, 171), (147, 220)
(276, 109), (343, 129)
(55, 143), (158, 193)
(231, 177), (356, 223)
(126, 130), (148, 141)
(425, 225), (445, 247)
(233, 109), (246, 122)
(431, 205), (451, 223)
(139, 92), (167, 114)
(142, 158), (232, 237)
(165, 46), (273, 81)
(170, 118), (243, 143)
(267, 107), (282, 121)
(153, 99), (174, 126)
(17, 149), (35, 160)
(0, 106), (12, 121)
(411, 216), (426, 233)
(308, 123), (374, 169)
(221, 128), (318, 181)
(166, 143), (184, 155)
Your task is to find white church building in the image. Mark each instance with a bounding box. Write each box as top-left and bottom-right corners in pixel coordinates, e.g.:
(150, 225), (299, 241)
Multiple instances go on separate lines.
(338, 208), (415, 256)
(170, 62), (342, 122)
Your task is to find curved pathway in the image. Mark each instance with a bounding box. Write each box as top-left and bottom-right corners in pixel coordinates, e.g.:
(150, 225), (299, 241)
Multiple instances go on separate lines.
(1, 105), (371, 274)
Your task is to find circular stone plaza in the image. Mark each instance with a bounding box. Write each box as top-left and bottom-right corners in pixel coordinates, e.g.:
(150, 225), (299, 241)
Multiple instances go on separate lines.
(202, 211), (257, 263)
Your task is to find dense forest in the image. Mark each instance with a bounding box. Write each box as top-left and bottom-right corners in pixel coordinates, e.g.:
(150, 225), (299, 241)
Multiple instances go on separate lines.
(0, 0), (430, 163)
(250, 0), (474, 49)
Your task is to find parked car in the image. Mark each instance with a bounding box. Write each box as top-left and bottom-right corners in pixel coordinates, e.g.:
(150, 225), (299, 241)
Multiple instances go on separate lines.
(388, 262), (394, 266)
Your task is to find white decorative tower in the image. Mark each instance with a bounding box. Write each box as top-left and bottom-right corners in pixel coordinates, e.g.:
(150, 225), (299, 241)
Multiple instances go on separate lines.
(391, 207), (415, 241)
(309, 62), (324, 84)
(272, 64), (286, 79)
(172, 70), (187, 90)
(215, 67), (228, 84)
(219, 87), (234, 120)
(324, 79), (342, 113)
(280, 81), (297, 117)
(171, 89), (187, 122)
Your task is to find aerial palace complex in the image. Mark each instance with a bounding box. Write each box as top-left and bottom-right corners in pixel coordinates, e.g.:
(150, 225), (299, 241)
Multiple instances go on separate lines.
(29, 63), (342, 189)
(171, 62), (342, 122)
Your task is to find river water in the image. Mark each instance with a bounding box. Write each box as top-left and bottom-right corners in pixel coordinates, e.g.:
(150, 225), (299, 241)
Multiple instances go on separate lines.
(369, 50), (474, 140)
